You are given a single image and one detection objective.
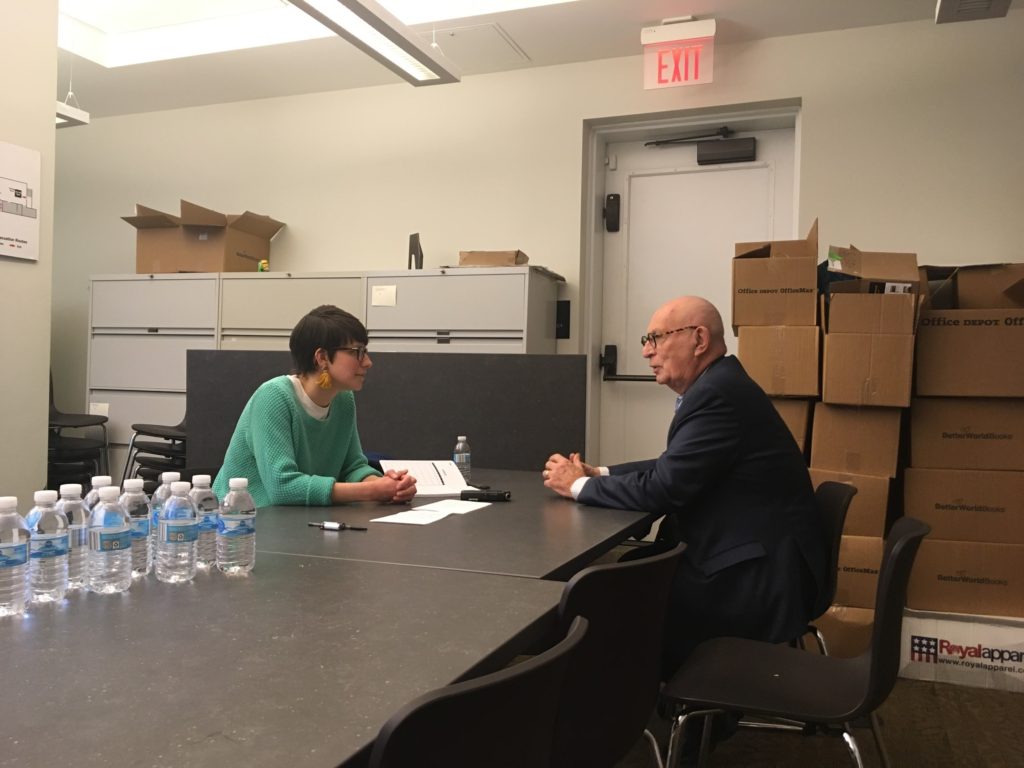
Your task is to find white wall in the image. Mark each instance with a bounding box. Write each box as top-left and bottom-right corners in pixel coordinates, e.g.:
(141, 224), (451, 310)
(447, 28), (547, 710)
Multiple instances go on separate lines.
(53, 12), (1024, 412)
(1, 1), (56, 502)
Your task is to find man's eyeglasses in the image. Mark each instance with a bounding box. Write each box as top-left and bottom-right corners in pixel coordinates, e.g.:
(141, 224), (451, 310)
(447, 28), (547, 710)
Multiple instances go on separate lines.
(334, 346), (370, 362)
(640, 326), (697, 349)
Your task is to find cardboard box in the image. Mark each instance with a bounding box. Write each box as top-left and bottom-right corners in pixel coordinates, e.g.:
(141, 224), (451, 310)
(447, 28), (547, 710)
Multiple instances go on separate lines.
(826, 292), (917, 335)
(822, 332), (915, 407)
(770, 398), (812, 453)
(732, 219), (818, 327)
(824, 246), (920, 295)
(910, 397), (1024, 471)
(905, 467), (1024, 545)
(809, 604), (875, 659)
(956, 263), (1024, 309)
(810, 403), (902, 478)
(900, 608), (1024, 692)
(738, 326), (819, 396)
(835, 535), (884, 609)
(809, 468), (890, 537)
(458, 250), (529, 267)
(124, 200), (284, 274)
(908, 540), (1024, 618)
(916, 309), (1024, 397)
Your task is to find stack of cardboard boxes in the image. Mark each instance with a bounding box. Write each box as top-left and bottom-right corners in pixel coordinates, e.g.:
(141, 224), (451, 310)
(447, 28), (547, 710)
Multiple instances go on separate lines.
(899, 264), (1024, 691)
(733, 221), (820, 455)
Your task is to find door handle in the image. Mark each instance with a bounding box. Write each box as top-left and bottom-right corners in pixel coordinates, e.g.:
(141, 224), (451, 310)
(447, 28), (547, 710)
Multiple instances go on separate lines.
(600, 344), (655, 382)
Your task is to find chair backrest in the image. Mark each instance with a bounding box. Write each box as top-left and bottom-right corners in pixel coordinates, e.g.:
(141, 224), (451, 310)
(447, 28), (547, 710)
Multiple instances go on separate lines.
(811, 480), (859, 618)
(368, 616), (589, 768)
(858, 516), (930, 713)
(551, 542), (686, 768)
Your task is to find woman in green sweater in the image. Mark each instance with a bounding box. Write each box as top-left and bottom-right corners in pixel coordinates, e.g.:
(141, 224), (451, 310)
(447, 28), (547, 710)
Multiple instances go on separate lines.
(213, 305), (416, 506)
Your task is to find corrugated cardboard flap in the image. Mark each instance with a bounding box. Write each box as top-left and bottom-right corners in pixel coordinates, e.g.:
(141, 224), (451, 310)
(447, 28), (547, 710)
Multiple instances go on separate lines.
(735, 218), (818, 260)
(122, 204), (180, 229)
(956, 263), (1024, 308)
(179, 200), (227, 229)
(827, 292), (917, 334)
(827, 246), (919, 284)
(229, 211), (286, 240)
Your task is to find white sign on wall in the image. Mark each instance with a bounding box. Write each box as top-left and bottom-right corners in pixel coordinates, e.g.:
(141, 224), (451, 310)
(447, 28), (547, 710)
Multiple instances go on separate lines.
(0, 141), (42, 262)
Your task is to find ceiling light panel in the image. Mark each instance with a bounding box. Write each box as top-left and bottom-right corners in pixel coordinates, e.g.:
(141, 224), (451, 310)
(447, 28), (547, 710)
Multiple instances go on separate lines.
(379, 0), (580, 26)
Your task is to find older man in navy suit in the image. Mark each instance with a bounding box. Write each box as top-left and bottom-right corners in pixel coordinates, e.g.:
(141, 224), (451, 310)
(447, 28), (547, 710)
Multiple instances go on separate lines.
(544, 296), (827, 675)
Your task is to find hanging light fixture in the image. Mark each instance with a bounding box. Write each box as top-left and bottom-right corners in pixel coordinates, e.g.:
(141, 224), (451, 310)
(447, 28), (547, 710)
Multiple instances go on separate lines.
(287, 0), (459, 85)
(56, 56), (89, 128)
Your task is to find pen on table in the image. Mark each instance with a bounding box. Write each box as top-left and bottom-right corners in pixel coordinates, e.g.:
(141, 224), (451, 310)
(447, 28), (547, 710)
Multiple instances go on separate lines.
(309, 521), (367, 532)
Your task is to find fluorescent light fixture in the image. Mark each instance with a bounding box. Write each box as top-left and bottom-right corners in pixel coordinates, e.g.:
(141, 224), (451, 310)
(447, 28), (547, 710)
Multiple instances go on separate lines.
(381, 0), (581, 26)
(56, 100), (90, 128)
(288, 0), (459, 85)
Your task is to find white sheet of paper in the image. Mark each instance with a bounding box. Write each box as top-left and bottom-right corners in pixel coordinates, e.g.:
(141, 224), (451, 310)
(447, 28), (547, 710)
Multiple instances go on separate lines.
(414, 499), (489, 515)
(379, 459), (476, 496)
(370, 509), (450, 525)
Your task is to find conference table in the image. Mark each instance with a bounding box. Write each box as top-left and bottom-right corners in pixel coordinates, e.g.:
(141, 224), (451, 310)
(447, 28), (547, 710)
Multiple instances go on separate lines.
(0, 470), (655, 768)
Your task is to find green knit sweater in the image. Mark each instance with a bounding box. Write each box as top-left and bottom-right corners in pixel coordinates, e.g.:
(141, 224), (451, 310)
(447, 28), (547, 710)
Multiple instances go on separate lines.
(212, 376), (380, 506)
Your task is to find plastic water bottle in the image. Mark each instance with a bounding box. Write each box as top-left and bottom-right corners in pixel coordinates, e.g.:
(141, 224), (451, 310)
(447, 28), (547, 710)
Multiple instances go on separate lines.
(189, 474), (219, 569)
(57, 484), (89, 591)
(28, 490), (69, 603)
(0, 497), (30, 617)
(83, 475), (113, 512)
(156, 481), (198, 584)
(87, 486), (132, 594)
(149, 471), (180, 553)
(453, 435), (472, 483)
(120, 479), (152, 577)
(217, 478), (257, 575)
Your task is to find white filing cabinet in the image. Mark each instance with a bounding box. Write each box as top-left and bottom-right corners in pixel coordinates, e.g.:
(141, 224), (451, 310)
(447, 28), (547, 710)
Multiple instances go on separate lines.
(220, 272), (365, 351)
(365, 266), (563, 353)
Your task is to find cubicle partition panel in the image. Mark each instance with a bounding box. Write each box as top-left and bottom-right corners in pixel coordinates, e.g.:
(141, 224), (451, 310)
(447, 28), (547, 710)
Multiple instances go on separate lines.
(186, 350), (586, 473)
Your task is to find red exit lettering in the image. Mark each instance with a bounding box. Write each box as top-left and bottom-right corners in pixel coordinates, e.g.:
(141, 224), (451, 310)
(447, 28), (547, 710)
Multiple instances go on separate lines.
(657, 44), (703, 84)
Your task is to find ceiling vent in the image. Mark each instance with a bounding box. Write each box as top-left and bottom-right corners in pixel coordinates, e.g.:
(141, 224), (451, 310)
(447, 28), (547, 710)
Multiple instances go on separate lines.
(935, 0), (1012, 23)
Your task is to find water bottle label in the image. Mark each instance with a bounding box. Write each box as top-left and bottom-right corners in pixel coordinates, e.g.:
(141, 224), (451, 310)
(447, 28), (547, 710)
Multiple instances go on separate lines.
(151, 508), (160, 531)
(30, 532), (70, 559)
(90, 528), (132, 552)
(198, 513), (219, 533)
(130, 518), (150, 539)
(68, 524), (88, 550)
(161, 520), (199, 543)
(0, 542), (28, 567)
(217, 516), (255, 537)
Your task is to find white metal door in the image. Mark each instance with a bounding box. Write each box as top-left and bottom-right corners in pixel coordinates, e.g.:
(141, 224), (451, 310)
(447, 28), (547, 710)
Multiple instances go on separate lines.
(598, 129), (794, 466)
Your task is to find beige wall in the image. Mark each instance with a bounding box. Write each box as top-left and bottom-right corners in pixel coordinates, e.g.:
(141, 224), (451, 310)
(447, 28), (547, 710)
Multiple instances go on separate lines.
(53, 12), (1024, 413)
(1, 1), (56, 503)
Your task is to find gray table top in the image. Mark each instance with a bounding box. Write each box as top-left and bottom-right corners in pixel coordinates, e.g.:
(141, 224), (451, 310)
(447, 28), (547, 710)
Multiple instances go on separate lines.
(0, 553), (563, 768)
(257, 469), (655, 580)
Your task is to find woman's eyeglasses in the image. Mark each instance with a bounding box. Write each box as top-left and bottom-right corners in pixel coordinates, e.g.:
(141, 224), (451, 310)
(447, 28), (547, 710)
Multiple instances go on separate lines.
(334, 346), (369, 362)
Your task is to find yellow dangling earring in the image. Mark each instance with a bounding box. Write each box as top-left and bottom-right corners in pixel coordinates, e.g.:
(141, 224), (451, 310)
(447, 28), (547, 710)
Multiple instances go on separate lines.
(317, 367), (331, 390)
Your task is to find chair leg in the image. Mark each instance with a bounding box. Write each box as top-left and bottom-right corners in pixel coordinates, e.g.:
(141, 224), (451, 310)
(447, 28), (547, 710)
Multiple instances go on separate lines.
(121, 431), (140, 486)
(840, 723), (866, 768)
(814, 628), (830, 656)
(99, 423), (109, 476)
(869, 711), (891, 768)
(641, 728), (665, 768)
(666, 709), (724, 768)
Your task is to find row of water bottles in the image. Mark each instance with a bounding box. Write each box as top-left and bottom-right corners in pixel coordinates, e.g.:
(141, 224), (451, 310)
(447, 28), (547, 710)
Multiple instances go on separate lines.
(0, 471), (257, 617)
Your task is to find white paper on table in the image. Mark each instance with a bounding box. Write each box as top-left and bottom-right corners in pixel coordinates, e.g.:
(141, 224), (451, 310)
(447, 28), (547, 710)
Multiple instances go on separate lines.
(379, 459), (476, 496)
(370, 509), (451, 525)
(415, 499), (489, 515)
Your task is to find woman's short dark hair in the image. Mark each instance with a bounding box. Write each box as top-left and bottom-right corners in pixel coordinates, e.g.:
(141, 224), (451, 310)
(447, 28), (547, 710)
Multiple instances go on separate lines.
(289, 305), (368, 375)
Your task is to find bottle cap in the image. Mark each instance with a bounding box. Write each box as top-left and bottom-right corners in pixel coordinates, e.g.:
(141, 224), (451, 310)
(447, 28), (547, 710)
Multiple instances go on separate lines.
(59, 483), (83, 498)
(228, 477), (249, 490)
(170, 481), (192, 495)
(98, 486), (120, 502)
(457, 435), (467, 441)
(0, 496), (17, 511)
(123, 478), (145, 491)
(192, 474), (212, 486)
(91, 475), (113, 488)
(34, 490), (59, 505)
(162, 472), (181, 484)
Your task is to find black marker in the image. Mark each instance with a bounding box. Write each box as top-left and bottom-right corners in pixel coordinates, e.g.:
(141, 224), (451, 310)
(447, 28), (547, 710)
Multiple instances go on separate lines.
(309, 521), (367, 531)
(460, 489), (512, 502)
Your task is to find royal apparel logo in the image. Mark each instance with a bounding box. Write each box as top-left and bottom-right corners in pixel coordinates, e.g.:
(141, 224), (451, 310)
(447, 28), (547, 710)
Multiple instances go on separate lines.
(911, 635), (939, 663)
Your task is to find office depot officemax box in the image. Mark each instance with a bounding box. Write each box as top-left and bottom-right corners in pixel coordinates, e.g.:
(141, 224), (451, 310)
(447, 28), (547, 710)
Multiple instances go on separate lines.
(738, 326), (819, 396)
(901, 609), (1024, 692)
(908, 540), (1024, 618)
(732, 219), (818, 327)
(911, 397), (1024, 471)
(124, 200), (285, 274)
(835, 535), (884, 609)
(904, 467), (1024, 545)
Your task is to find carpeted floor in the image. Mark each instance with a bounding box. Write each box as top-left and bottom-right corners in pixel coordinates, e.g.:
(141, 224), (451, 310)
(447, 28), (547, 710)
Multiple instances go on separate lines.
(616, 678), (1024, 767)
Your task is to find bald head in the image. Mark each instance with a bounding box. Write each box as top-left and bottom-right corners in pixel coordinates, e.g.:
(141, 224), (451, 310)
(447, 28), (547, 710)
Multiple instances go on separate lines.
(644, 296), (728, 394)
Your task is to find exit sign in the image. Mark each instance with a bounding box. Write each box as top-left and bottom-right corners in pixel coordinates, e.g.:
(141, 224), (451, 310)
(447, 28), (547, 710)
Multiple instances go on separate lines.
(642, 19), (715, 90)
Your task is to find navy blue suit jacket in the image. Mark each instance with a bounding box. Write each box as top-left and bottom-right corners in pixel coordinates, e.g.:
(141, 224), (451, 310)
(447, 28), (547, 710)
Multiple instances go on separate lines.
(578, 355), (826, 672)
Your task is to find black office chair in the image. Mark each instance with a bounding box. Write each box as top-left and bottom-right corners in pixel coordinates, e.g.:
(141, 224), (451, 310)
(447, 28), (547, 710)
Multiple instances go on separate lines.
(550, 542), (687, 768)
(49, 374), (109, 474)
(121, 414), (187, 486)
(801, 481), (859, 654)
(368, 616), (589, 768)
(660, 517), (930, 768)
